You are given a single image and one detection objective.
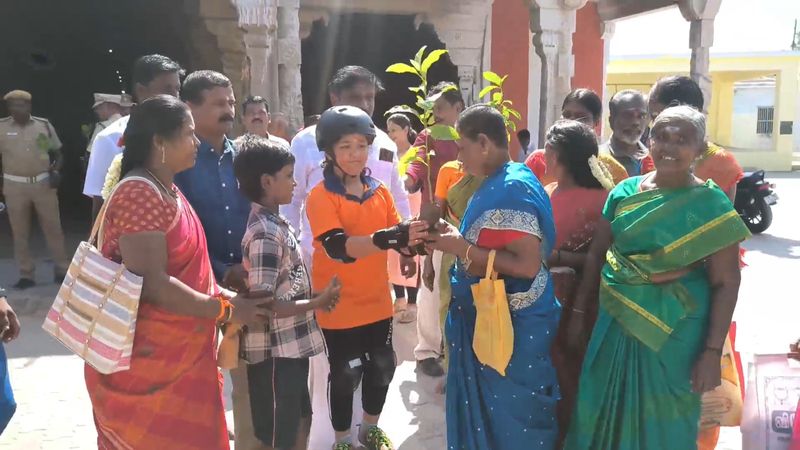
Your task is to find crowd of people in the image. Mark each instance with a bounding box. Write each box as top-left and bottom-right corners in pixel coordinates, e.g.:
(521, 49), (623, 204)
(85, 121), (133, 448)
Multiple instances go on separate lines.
(0, 51), (757, 450)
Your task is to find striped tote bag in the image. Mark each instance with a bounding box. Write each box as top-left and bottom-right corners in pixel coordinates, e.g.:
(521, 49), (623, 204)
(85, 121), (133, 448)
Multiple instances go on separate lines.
(42, 181), (142, 374)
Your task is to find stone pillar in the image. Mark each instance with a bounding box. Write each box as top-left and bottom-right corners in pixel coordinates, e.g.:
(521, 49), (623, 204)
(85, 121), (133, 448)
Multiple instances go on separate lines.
(243, 24), (280, 110)
(417, 0), (494, 105)
(529, 0), (588, 146)
(277, 0), (304, 130)
(600, 20), (616, 141)
(679, 0), (723, 115)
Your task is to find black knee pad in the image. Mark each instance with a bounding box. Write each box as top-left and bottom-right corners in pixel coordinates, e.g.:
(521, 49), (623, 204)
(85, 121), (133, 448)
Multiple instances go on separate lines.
(328, 356), (364, 394)
(364, 346), (397, 387)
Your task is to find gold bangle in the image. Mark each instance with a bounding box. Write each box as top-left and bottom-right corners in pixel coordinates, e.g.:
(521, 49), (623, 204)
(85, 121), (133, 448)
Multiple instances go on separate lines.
(463, 244), (474, 270)
(571, 307), (586, 314)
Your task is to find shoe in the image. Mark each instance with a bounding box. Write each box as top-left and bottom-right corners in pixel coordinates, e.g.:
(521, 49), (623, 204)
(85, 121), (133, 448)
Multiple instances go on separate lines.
(416, 357), (444, 377)
(360, 425), (394, 450)
(398, 303), (417, 324)
(12, 278), (35, 290)
(332, 443), (354, 450)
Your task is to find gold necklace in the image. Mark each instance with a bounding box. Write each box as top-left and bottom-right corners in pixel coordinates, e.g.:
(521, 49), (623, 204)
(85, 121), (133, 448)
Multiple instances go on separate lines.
(145, 169), (178, 198)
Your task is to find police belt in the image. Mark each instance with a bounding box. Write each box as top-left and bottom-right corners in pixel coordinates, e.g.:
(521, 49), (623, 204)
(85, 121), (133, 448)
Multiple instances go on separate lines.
(3, 172), (50, 184)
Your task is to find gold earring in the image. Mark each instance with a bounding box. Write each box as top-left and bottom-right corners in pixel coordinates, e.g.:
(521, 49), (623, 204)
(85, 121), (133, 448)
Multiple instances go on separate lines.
(161, 147), (166, 164)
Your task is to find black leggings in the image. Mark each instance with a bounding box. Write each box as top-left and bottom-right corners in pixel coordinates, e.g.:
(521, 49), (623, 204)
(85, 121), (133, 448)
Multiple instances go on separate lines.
(392, 285), (419, 304)
(323, 319), (396, 432)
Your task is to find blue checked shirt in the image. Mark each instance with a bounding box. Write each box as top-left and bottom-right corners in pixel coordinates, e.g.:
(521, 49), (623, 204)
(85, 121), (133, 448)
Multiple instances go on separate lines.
(241, 204), (325, 361)
(174, 137), (251, 282)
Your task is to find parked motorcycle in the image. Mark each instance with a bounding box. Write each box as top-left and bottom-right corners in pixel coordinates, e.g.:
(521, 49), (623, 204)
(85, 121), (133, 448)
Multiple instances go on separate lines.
(734, 170), (777, 234)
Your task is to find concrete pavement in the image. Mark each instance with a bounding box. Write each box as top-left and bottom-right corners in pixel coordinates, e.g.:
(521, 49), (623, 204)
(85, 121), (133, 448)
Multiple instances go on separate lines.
(2, 172), (799, 449)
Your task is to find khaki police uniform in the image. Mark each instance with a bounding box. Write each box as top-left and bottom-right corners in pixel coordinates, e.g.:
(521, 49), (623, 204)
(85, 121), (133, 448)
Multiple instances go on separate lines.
(0, 116), (69, 280)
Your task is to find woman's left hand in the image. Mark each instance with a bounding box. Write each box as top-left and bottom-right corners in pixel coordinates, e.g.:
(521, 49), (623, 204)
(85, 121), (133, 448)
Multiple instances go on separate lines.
(425, 222), (468, 257)
(690, 349), (722, 393)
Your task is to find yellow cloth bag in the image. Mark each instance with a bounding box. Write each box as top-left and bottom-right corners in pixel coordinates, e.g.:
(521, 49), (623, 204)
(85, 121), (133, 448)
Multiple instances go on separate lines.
(699, 334), (743, 430)
(471, 250), (514, 376)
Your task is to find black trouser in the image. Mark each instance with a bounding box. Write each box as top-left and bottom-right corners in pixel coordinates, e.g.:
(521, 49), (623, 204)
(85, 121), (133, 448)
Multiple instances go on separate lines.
(392, 285), (419, 304)
(323, 319), (396, 432)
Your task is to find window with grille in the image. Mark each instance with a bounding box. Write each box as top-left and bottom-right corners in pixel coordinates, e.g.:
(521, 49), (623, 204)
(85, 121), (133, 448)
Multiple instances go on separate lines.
(756, 106), (775, 135)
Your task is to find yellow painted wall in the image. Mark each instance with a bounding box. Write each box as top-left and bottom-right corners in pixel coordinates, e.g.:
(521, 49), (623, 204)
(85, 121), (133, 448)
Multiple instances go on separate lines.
(606, 53), (800, 171)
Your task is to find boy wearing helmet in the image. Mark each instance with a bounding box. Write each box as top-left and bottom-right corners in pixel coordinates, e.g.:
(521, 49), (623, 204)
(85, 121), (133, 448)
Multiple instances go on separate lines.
(306, 106), (425, 450)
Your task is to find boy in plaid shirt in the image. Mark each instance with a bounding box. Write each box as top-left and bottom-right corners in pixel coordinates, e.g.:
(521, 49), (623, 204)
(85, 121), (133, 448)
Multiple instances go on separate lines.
(232, 135), (340, 450)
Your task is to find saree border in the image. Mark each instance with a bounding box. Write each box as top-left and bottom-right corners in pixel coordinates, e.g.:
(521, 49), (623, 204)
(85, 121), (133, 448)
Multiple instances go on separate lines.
(600, 279), (673, 335)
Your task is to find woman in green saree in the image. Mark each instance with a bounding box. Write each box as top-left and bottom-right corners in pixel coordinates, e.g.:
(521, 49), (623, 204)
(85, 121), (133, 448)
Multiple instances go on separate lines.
(563, 105), (750, 450)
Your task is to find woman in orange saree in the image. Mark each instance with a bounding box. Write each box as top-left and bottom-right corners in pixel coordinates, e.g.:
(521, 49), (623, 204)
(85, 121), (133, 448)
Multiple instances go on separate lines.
(84, 96), (267, 449)
(542, 120), (613, 447)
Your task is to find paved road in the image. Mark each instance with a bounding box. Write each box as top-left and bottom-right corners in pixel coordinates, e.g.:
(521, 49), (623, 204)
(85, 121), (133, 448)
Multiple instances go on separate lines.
(1, 172), (797, 449)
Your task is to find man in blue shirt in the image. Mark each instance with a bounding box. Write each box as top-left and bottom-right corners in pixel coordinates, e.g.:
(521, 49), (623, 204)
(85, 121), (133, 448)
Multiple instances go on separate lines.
(175, 70), (250, 291)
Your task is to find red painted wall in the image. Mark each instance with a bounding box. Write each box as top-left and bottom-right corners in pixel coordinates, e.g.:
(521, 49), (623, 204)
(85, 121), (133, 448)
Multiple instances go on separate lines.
(491, 0), (530, 159)
(572, 3), (605, 96)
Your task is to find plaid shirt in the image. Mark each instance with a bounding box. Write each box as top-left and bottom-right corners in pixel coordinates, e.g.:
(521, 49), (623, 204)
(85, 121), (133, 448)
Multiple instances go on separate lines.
(241, 204), (325, 362)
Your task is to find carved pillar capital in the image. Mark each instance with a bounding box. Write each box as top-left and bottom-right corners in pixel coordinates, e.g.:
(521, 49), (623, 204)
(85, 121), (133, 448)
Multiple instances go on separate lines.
(421, 0), (493, 104)
(529, 4), (578, 146)
(678, 0), (723, 21)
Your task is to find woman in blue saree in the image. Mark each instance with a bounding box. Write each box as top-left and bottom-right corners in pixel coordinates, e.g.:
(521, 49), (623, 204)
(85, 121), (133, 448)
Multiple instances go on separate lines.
(425, 105), (561, 450)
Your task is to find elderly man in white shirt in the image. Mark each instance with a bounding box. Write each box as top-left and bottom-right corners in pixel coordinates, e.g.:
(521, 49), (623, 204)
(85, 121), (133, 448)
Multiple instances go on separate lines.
(82, 54), (183, 218)
(282, 66), (410, 449)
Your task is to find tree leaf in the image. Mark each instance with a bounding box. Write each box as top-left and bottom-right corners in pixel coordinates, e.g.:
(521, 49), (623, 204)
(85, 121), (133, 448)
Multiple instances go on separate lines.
(478, 85), (500, 99)
(492, 92), (503, 104)
(429, 124), (460, 141)
(384, 105), (421, 119)
(509, 109), (522, 120)
(483, 71), (503, 86)
(410, 59), (422, 73)
(386, 63), (418, 75)
(502, 99), (514, 106)
(420, 49), (448, 75)
(409, 86), (424, 93)
(414, 45), (428, 64)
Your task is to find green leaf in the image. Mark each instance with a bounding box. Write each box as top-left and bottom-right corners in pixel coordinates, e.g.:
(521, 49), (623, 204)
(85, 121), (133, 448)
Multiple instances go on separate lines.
(420, 49), (448, 75)
(492, 92), (503, 104)
(508, 109), (522, 120)
(483, 71), (503, 86)
(409, 86), (424, 94)
(426, 115), (436, 126)
(410, 59), (422, 73)
(386, 63), (418, 75)
(416, 97), (433, 112)
(429, 124), (460, 141)
(478, 85), (500, 99)
(384, 105), (421, 119)
(502, 99), (514, 107)
(414, 46), (428, 64)
(425, 85), (458, 103)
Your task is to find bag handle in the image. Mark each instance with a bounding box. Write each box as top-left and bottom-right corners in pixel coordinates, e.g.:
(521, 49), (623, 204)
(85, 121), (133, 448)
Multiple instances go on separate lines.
(87, 175), (161, 249)
(484, 249), (498, 281)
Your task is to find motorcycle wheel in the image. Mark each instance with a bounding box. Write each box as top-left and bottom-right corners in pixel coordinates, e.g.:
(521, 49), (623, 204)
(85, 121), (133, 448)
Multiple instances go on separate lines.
(744, 197), (773, 234)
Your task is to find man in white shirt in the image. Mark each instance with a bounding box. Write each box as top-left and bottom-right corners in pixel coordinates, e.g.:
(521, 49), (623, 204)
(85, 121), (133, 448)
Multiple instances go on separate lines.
(82, 54), (183, 218)
(86, 93), (124, 154)
(281, 65), (410, 263)
(233, 95), (290, 149)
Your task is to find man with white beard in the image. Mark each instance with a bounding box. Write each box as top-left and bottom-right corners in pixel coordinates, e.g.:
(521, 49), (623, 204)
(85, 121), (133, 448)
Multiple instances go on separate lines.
(600, 89), (653, 176)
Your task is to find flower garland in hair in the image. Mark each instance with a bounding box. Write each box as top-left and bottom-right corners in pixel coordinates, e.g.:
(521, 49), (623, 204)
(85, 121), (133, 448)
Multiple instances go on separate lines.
(101, 153), (124, 200)
(588, 155), (616, 191)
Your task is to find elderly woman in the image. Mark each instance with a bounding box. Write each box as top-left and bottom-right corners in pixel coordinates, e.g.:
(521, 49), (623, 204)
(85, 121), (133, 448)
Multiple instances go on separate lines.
(426, 105), (560, 450)
(563, 105), (750, 450)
